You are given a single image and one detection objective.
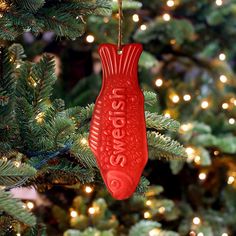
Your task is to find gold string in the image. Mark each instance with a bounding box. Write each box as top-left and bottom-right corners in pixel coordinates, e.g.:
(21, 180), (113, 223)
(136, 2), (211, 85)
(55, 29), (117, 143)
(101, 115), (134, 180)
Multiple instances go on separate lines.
(117, 0), (123, 53)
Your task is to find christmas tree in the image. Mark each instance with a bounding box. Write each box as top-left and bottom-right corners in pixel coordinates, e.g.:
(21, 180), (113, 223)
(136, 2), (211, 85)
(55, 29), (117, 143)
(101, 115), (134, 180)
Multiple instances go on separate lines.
(1, 0), (236, 235)
(0, 1), (187, 235)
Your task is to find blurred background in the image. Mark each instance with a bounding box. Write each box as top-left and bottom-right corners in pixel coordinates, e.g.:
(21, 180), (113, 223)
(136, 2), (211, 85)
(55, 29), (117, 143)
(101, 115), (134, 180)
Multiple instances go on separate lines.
(1, 0), (236, 235)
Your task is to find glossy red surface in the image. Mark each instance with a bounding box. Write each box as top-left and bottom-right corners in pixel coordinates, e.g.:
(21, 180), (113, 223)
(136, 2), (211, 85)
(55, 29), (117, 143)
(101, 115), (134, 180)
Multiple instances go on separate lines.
(89, 43), (148, 200)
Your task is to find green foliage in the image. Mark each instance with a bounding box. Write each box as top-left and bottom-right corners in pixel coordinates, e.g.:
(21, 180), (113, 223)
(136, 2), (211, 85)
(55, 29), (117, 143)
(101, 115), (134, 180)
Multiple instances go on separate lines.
(134, 18), (195, 47)
(64, 228), (114, 236)
(0, 190), (36, 226)
(0, 0), (112, 40)
(145, 111), (180, 132)
(0, 160), (36, 186)
(148, 131), (186, 160)
(128, 220), (161, 236)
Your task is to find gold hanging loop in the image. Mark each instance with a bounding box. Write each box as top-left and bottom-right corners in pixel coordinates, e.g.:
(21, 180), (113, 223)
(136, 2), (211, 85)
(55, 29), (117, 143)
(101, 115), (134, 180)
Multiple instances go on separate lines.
(117, 0), (123, 53)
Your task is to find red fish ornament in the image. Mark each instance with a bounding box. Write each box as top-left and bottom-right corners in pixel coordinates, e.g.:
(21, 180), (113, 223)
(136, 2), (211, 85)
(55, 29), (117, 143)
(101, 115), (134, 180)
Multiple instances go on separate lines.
(89, 43), (148, 200)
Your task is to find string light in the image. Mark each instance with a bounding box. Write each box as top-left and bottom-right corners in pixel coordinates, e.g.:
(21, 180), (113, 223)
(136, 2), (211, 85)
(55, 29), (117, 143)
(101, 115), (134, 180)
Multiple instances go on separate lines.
(149, 229), (161, 236)
(170, 39), (176, 45)
(194, 155), (201, 164)
(192, 217), (201, 225)
(222, 103), (229, 110)
(215, 0), (223, 6)
(183, 94), (191, 101)
(214, 150), (220, 156)
(219, 75), (228, 83)
(2, 156), (7, 162)
(70, 210), (78, 218)
(219, 53), (226, 61)
(13, 161), (21, 168)
(80, 138), (88, 145)
(186, 147), (195, 155)
(155, 78), (163, 87)
(198, 172), (207, 181)
(166, 0), (175, 7)
(16, 63), (21, 69)
(85, 186), (93, 193)
(35, 112), (45, 123)
(189, 231), (196, 236)
(201, 100), (209, 109)
(164, 111), (171, 118)
(26, 201), (34, 210)
(162, 13), (171, 21)
(222, 233), (228, 236)
(171, 94), (180, 103)
(227, 176), (235, 185)
(180, 123), (193, 132)
(144, 211), (151, 219)
(140, 24), (147, 31)
(132, 14), (139, 22)
(197, 233), (204, 236)
(229, 118), (235, 125)
(158, 206), (166, 214)
(146, 200), (152, 206)
(88, 207), (96, 215)
(86, 35), (95, 43)
(16, 233), (21, 236)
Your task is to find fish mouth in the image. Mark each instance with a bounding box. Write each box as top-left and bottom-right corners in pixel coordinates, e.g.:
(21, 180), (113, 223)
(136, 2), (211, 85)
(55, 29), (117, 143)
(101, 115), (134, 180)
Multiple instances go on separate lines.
(106, 170), (135, 200)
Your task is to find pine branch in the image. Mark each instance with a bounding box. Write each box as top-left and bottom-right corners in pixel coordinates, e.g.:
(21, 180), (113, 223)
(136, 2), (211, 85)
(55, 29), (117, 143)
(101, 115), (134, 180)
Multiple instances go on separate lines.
(136, 176), (150, 195)
(147, 131), (187, 160)
(70, 133), (97, 169)
(45, 159), (95, 184)
(145, 111), (180, 132)
(144, 91), (158, 107)
(0, 190), (36, 226)
(13, 0), (45, 13)
(0, 160), (36, 186)
(129, 220), (161, 236)
(31, 55), (57, 111)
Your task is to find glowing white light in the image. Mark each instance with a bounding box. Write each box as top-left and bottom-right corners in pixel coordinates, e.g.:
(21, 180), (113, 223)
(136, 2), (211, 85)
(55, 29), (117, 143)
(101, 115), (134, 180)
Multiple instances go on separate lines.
(70, 210), (78, 218)
(198, 173), (207, 181)
(158, 206), (165, 214)
(163, 13), (171, 21)
(220, 75), (228, 83)
(140, 24), (147, 31)
(167, 0), (175, 7)
(183, 94), (191, 101)
(219, 53), (226, 61)
(164, 111), (171, 118)
(13, 161), (21, 168)
(132, 14), (139, 22)
(197, 233), (204, 236)
(88, 207), (96, 215)
(171, 95), (180, 103)
(222, 233), (228, 236)
(229, 118), (235, 125)
(146, 200), (152, 206)
(194, 155), (201, 164)
(144, 211), (151, 218)
(186, 147), (195, 156)
(227, 176), (235, 185)
(201, 101), (209, 109)
(80, 138), (88, 145)
(216, 0), (223, 6)
(149, 229), (161, 236)
(180, 123), (193, 132)
(86, 35), (95, 43)
(155, 78), (163, 87)
(222, 103), (229, 109)
(26, 201), (34, 210)
(193, 217), (201, 225)
(85, 186), (93, 193)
